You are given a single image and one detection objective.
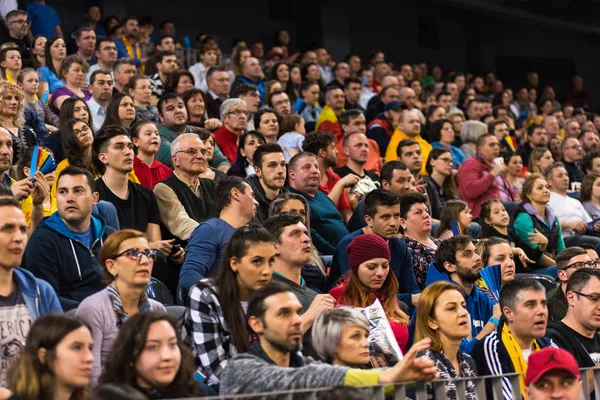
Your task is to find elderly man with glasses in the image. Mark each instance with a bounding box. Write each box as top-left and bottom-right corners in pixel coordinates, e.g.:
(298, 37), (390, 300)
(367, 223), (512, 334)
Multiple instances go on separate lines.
(215, 98), (249, 164)
(546, 268), (600, 392)
(0, 10), (33, 67)
(547, 247), (595, 321)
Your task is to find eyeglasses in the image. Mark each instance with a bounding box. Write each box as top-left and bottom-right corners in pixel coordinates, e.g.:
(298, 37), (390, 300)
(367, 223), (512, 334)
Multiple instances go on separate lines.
(73, 125), (91, 138)
(566, 145), (582, 150)
(176, 148), (207, 157)
(227, 110), (250, 117)
(114, 248), (157, 261)
(571, 291), (600, 303)
(10, 19), (30, 25)
(562, 260), (599, 270)
(437, 157), (454, 165)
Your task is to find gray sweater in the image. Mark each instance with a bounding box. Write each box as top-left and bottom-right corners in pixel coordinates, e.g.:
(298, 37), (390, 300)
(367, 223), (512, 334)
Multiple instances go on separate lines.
(220, 350), (348, 396)
(75, 288), (166, 385)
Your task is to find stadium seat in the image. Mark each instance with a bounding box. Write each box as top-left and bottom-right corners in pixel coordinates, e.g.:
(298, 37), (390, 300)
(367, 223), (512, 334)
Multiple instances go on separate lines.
(147, 277), (175, 306)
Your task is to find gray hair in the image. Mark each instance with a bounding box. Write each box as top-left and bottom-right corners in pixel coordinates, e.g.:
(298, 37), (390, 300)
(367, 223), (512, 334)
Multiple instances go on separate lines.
(312, 307), (369, 363)
(461, 120), (488, 144)
(171, 133), (201, 157)
(220, 98), (247, 118)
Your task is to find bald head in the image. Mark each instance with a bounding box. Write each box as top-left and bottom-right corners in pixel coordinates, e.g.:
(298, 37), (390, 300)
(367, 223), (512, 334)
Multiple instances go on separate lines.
(399, 87), (417, 109)
(381, 75), (399, 89)
(242, 57), (263, 80)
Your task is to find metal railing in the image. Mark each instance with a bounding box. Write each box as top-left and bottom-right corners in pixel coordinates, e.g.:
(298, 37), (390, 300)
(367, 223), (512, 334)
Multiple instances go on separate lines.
(184, 366), (600, 400)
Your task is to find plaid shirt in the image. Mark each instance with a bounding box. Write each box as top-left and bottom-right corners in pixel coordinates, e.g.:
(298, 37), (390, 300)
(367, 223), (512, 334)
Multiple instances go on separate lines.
(182, 281), (237, 386)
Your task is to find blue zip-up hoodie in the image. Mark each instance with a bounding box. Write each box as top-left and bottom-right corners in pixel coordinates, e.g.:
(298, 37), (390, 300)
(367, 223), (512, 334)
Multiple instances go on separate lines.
(24, 212), (114, 311)
(425, 261), (495, 354)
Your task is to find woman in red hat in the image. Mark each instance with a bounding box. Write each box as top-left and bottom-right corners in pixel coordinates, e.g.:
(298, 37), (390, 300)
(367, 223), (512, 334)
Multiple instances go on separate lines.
(328, 233), (409, 355)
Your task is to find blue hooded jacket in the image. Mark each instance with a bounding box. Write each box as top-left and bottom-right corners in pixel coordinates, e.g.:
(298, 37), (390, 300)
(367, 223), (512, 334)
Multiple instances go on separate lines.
(24, 212), (113, 311)
(425, 261), (495, 354)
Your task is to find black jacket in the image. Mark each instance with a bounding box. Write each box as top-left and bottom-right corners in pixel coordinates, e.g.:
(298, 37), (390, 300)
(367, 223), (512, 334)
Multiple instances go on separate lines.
(245, 174), (287, 224)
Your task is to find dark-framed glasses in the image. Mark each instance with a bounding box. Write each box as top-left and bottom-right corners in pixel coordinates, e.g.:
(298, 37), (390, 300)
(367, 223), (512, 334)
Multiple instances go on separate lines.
(562, 260), (598, 271)
(114, 248), (157, 261)
(571, 291), (600, 303)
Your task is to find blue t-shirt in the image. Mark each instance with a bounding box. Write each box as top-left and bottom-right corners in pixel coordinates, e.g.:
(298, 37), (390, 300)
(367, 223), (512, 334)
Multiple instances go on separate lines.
(70, 227), (93, 249)
(37, 66), (65, 94)
(27, 3), (60, 38)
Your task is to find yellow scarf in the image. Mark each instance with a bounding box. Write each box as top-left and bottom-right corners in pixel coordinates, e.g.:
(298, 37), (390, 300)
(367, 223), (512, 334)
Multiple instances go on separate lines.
(501, 323), (540, 399)
(121, 36), (144, 74)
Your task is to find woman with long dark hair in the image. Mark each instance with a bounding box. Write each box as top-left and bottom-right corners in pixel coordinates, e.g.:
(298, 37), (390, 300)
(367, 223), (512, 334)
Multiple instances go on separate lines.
(183, 225), (275, 389)
(46, 98), (92, 162)
(37, 36), (66, 97)
(435, 200), (473, 240)
(99, 312), (203, 399)
(164, 70), (195, 95)
(127, 75), (158, 123)
(5, 314), (94, 400)
(226, 130), (266, 177)
(100, 93), (136, 130)
(424, 148), (458, 206)
(270, 62), (296, 104)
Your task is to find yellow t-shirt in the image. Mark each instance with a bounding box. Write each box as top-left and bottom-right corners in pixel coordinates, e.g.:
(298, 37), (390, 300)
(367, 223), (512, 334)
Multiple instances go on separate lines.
(385, 129), (431, 175)
(21, 194), (57, 227)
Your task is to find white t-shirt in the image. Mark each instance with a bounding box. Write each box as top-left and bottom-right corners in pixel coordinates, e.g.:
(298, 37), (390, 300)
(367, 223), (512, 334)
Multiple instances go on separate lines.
(522, 348), (532, 363)
(548, 192), (592, 236)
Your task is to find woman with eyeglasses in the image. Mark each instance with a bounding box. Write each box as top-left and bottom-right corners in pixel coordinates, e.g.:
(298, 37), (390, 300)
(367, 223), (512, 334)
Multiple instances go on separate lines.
(76, 229), (166, 385)
(423, 148), (458, 206)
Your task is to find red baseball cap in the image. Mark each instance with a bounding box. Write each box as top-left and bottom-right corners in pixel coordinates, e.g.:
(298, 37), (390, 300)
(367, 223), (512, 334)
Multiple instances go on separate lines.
(525, 347), (580, 386)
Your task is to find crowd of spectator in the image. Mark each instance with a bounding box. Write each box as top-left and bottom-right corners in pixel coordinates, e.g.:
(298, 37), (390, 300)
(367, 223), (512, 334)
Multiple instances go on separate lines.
(0, 2), (598, 399)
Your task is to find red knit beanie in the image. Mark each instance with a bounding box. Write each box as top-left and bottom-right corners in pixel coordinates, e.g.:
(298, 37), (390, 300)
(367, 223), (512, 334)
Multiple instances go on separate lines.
(347, 234), (391, 270)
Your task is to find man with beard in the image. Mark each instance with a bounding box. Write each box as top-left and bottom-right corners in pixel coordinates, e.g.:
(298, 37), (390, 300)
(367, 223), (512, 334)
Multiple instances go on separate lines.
(302, 131), (359, 223)
(472, 278), (554, 400)
(153, 134), (217, 243)
(579, 130), (600, 154)
(0, 10), (32, 68)
(330, 189), (419, 308)
(287, 152), (349, 255)
(427, 235), (500, 354)
(115, 16), (145, 69)
(517, 124), (548, 167)
(86, 70), (113, 132)
(245, 143), (287, 223)
(220, 281), (438, 395)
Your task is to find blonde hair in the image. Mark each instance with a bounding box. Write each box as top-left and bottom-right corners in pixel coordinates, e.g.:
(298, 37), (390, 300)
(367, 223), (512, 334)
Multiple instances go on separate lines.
(0, 81), (25, 128)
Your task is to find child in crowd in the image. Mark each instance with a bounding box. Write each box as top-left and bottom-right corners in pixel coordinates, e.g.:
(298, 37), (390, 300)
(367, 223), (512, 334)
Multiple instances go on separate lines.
(0, 46), (22, 83)
(277, 114), (306, 161)
(17, 68), (59, 133)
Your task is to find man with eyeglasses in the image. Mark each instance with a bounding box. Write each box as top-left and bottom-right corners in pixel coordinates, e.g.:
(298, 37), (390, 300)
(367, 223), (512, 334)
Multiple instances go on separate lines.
(561, 137), (585, 183)
(268, 90), (292, 118)
(154, 133), (217, 244)
(25, 166), (113, 311)
(546, 268), (600, 381)
(214, 98), (249, 163)
(547, 247), (592, 321)
(0, 10), (33, 68)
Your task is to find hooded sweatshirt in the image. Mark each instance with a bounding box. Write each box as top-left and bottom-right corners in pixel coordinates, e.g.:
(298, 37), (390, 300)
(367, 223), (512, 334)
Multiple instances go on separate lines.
(245, 174), (287, 224)
(425, 261), (495, 354)
(24, 213), (113, 311)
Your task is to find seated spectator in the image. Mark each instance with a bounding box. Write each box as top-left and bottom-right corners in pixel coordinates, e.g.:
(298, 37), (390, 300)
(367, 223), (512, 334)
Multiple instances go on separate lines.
(427, 236), (500, 353)
(581, 173), (600, 219)
(196, 129), (227, 183)
(245, 143), (287, 223)
(85, 38), (118, 85)
(18, 68), (56, 131)
(430, 118), (465, 168)
(25, 166), (113, 310)
(287, 152), (350, 255)
(497, 152), (524, 202)
(0, 197), (61, 386)
(52, 118), (94, 196)
(114, 17), (143, 69)
(127, 74), (158, 122)
(525, 347), (582, 400)
(513, 174), (564, 276)
(329, 233), (410, 354)
(131, 121), (173, 190)
(459, 120), (487, 160)
(547, 162), (600, 248)
(302, 131), (356, 222)
(561, 137), (585, 184)
(46, 97), (92, 163)
(316, 87), (345, 144)
(546, 247), (591, 321)
(50, 55), (91, 114)
(189, 43), (219, 93)
(298, 81), (322, 127)
(112, 59), (136, 94)
(254, 109), (279, 143)
(476, 237), (517, 289)
(182, 88), (222, 130)
(99, 312), (204, 398)
(435, 200), (473, 240)
(517, 123), (548, 168)
(312, 307), (372, 367)
(472, 278), (553, 400)
(386, 110), (431, 175)
(546, 268), (600, 372)
(183, 225), (276, 388)
(179, 176), (258, 295)
(1, 46), (22, 83)
(164, 69), (195, 95)
(230, 83), (259, 131)
(423, 148), (458, 206)
(528, 147), (554, 176)
(230, 57), (266, 102)
(86, 70), (113, 132)
(76, 229), (166, 385)
(37, 36), (66, 96)
(214, 98), (249, 163)
(0, 82), (36, 163)
(227, 130), (266, 178)
(412, 281), (479, 400)
(100, 92), (136, 130)
(278, 114), (306, 162)
(153, 133), (216, 243)
(220, 282), (438, 395)
(204, 67), (230, 119)
(4, 315), (93, 399)
(399, 192), (440, 290)
(458, 133), (505, 218)
(334, 131), (379, 186)
(268, 90), (292, 119)
(16, 146), (56, 227)
(268, 193), (328, 293)
(149, 51), (177, 99)
(583, 150), (600, 175)
(330, 189), (419, 307)
(366, 100), (403, 158)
